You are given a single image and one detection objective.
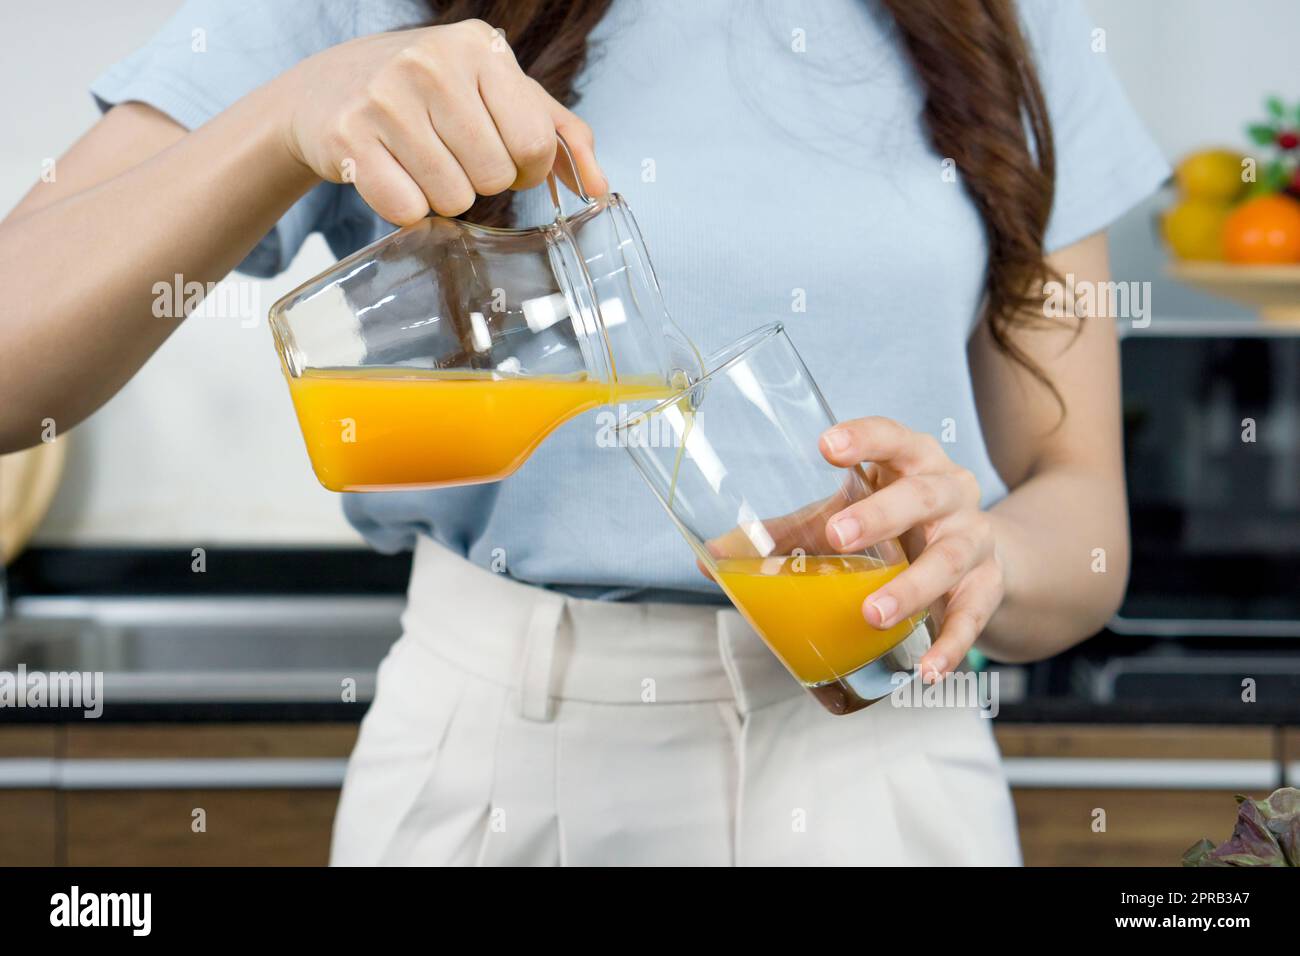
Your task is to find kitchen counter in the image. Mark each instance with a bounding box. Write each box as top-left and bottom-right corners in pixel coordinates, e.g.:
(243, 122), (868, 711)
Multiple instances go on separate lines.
(4, 547), (1300, 726)
(990, 630), (1300, 725)
(8, 656), (1300, 725)
(2, 548), (407, 724)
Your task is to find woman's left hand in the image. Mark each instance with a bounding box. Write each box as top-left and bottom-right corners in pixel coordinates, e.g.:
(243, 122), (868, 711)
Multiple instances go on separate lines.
(819, 417), (1005, 683)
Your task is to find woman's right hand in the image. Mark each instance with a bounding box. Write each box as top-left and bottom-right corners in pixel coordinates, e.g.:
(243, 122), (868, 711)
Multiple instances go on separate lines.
(278, 19), (606, 225)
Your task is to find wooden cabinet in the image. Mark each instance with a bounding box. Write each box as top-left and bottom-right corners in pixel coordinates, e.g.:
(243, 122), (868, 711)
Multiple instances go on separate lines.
(995, 724), (1281, 867)
(0, 728), (59, 866)
(1282, 728), (1300, 785)
(62, 724), (358, 760)
(0, 723), (356, 867)
(64, 789), (342, 866)
(2, 721), (1290, 866)
(0, 792), (59, 865)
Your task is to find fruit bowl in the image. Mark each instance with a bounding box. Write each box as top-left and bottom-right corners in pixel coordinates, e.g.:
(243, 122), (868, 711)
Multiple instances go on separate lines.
(1167, 261), (1300, 323)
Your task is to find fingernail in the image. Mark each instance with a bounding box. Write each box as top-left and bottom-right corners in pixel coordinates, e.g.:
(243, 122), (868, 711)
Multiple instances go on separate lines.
(865, 592), (898, 628)
(829, 517), (861, 549)
(822, 428), (849, 454)
(924, 655), (947, 683)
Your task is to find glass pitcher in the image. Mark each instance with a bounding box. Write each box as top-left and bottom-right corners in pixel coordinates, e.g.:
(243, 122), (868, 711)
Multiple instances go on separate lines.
(269, 138), (701, 492)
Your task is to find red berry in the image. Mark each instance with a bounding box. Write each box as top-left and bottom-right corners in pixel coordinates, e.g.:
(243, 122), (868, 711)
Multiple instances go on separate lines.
(1278, 130), (1300, 150)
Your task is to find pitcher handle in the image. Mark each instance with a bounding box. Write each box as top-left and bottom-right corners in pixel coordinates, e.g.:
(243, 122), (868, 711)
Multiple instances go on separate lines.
(546, 134), (594, 219)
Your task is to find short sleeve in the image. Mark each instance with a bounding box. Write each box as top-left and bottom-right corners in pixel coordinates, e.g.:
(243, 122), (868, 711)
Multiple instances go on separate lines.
(1018, 0), (1171, 252)
(89, 0), (428, 276)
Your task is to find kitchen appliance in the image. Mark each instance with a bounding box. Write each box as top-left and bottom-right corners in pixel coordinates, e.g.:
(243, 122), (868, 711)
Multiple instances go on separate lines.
(1113, 319), (1300, 637)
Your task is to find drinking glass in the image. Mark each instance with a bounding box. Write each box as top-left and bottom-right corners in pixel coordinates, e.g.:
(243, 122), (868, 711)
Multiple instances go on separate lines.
(616, 324), (934, 714)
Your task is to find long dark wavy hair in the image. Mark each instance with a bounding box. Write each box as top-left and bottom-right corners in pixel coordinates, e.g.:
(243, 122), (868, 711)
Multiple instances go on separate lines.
(425, 0), (1061, 403)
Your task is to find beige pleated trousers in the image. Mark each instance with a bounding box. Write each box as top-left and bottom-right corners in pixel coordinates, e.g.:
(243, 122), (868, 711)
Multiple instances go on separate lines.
(330, 536), (1021, 866)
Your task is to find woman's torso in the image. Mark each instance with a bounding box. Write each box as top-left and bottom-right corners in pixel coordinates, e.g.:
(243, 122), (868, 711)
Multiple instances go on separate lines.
(341, 0), (1002, 599)
(90, 0), (1168, 598)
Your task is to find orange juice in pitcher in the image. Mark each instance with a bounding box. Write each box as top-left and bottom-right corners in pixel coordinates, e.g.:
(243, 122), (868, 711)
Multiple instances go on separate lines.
(269, 136), (702, 492)
(288, 368), (672, 491)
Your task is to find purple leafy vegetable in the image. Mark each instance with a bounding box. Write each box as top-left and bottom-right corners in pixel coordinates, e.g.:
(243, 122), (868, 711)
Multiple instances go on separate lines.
(1183, 787), (1300, 867)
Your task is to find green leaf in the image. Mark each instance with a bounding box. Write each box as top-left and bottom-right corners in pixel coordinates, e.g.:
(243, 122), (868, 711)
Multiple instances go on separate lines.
(1248, 123), (1279, 146)
(1182, 838), (1217, 867)
(1266, 95), (1286, 118)
(1245, 160), (1291, 196)
(1262, 160), (1291, 193)
(1259, 788), (1300, 866)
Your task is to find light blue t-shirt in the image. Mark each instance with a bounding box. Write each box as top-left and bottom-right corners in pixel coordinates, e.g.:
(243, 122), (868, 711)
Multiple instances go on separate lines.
(93, 0), (1168, 600)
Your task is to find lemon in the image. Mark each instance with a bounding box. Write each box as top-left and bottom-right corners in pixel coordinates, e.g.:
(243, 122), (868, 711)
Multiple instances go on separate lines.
(1162, 198), (1230, 260)
(1175, 149), (1249, 202)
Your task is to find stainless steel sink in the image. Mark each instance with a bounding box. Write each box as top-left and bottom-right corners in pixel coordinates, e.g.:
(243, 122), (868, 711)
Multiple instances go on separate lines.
(0, 595), (404, 702)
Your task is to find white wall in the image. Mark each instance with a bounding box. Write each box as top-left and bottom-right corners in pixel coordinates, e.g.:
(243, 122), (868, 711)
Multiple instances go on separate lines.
(4, 1), (1289, 545)
(1085, 0), (1296, 161)
(1085, 0), (1297, 312)
(3, 1), (360, 546)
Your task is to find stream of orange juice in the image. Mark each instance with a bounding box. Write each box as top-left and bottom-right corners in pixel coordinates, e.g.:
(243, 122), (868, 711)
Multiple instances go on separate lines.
(287, 367), (671, 491)
(713, 554), (917, 686)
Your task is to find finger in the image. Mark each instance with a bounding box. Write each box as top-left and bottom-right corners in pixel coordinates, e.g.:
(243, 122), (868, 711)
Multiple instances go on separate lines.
(427, 84), (519, 196)
(820, 417), (948, 473)
(373, 107), (477, 218)
(540, 87), (608, 197)
(479, 64), (557, 190)
(349, 142), (432, 226)
(918, 559), (1004, 681)
(825, 472), (967, 551)
(861, 521), (991, 630)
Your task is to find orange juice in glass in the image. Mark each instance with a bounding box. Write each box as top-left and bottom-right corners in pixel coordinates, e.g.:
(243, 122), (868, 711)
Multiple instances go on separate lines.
(617, 324), (933, 715)
(713, 554), (916, 687)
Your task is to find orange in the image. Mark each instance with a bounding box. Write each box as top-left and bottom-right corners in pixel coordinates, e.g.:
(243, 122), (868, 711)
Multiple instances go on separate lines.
(1222, 194), (1300, 264)
(1162, 198), (1229, 260)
